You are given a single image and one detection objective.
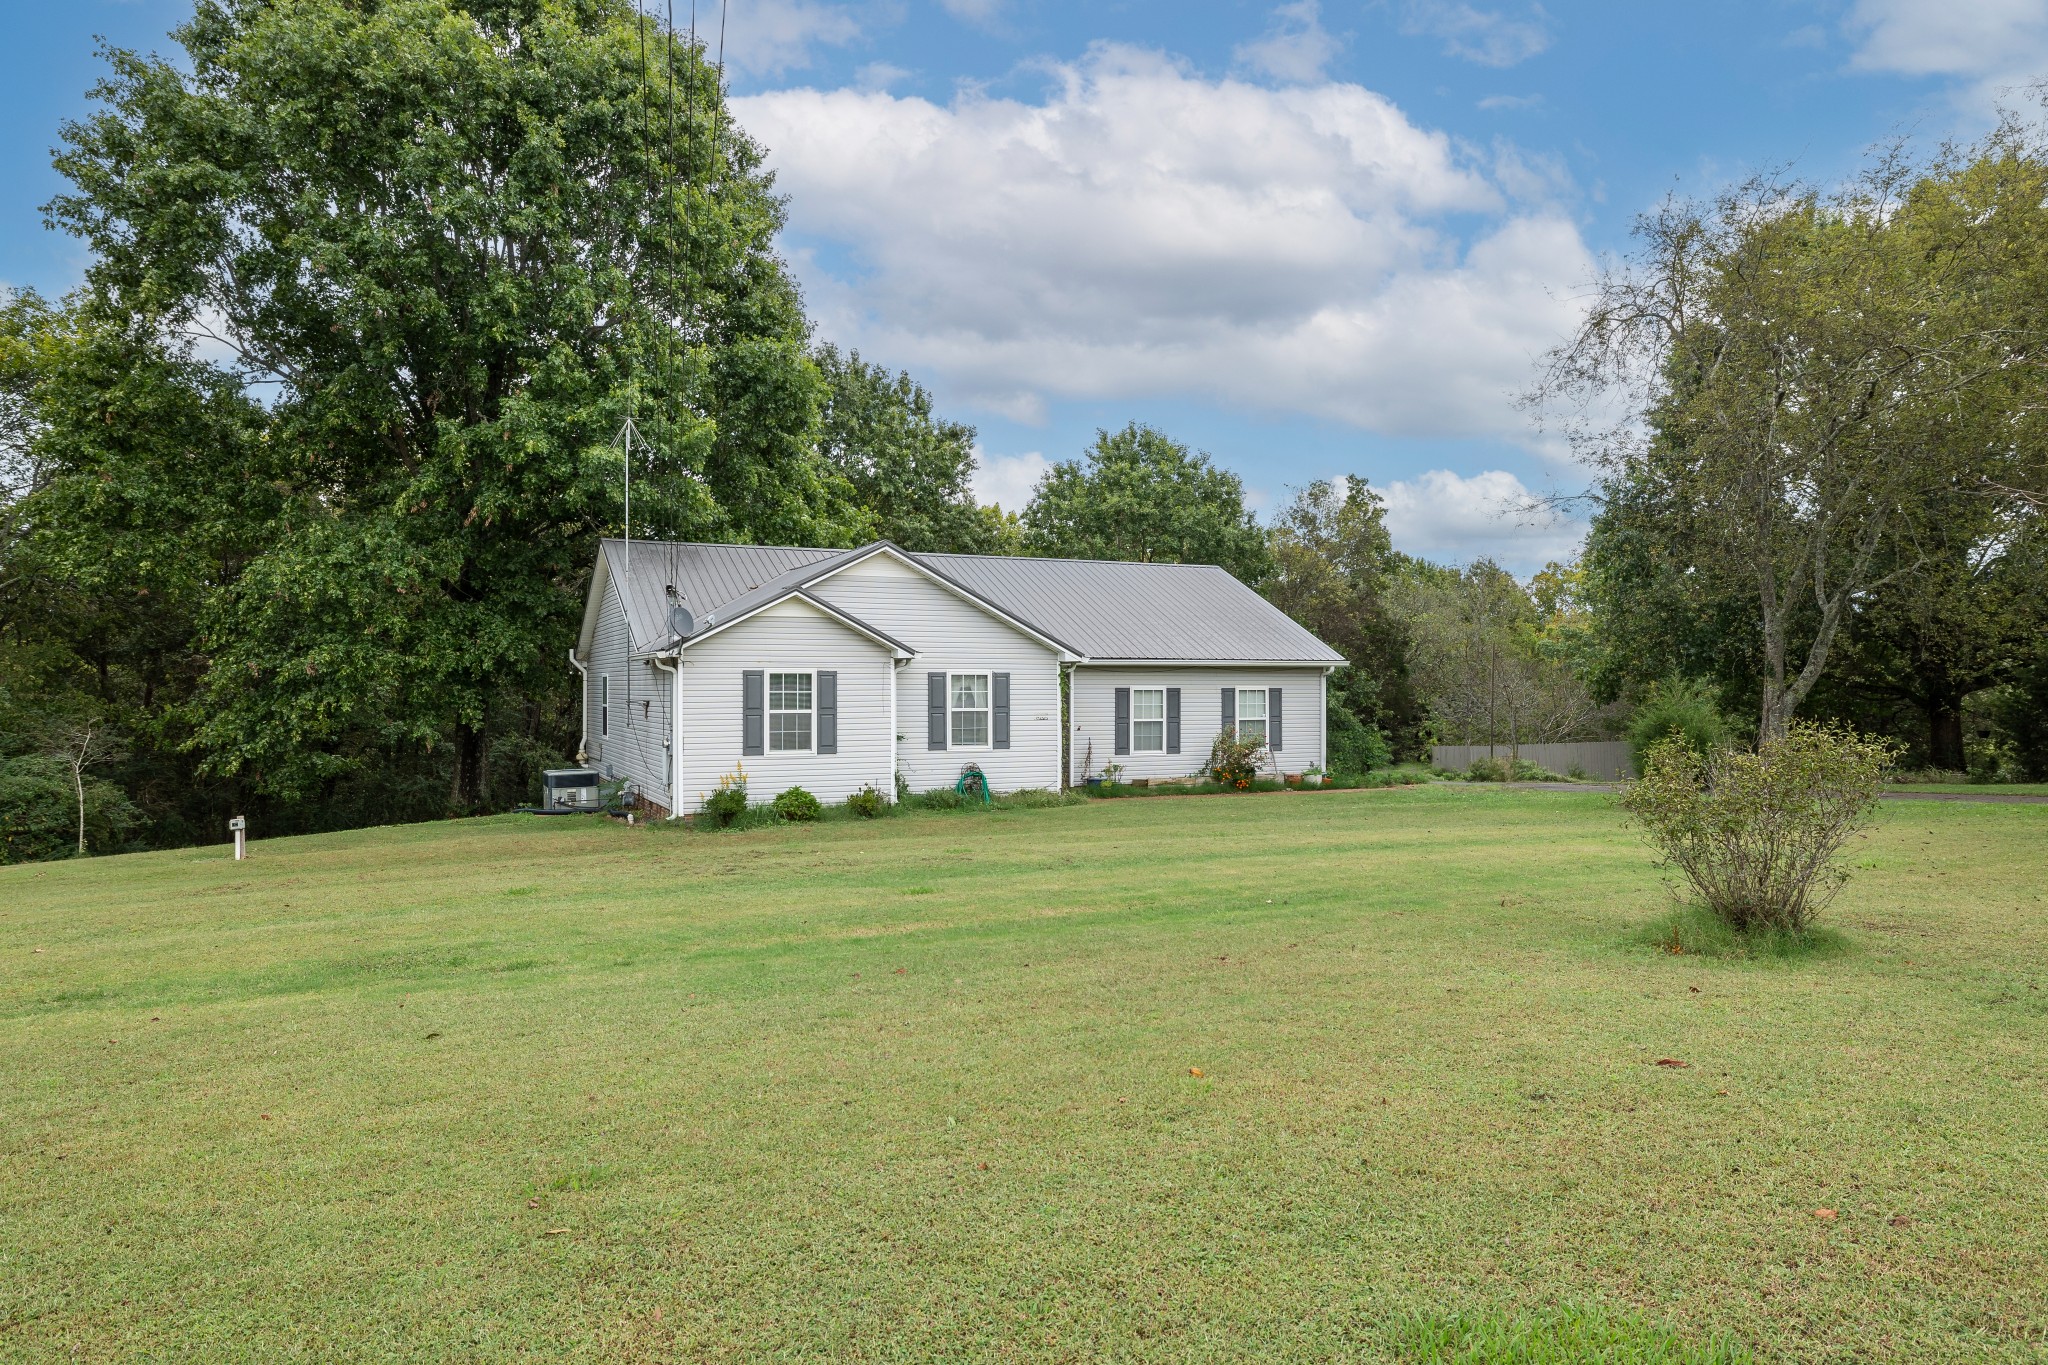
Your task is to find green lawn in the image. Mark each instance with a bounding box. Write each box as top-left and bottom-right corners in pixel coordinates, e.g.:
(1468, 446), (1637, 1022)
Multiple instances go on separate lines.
(4, 788), (2045, 1362)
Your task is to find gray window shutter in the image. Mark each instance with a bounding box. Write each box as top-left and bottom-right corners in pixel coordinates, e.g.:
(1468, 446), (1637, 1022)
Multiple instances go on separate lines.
(742, 670), (764, 756)
(927, 671), (947, 750)
(992, 672), (1011, 749)
(1268, 686), (1283, 752)
(1166, 687), (1181, 754)
(817, 670), (838, 754)
(1220, 687), (1235, 735)
(1114, 687), (1130, 756)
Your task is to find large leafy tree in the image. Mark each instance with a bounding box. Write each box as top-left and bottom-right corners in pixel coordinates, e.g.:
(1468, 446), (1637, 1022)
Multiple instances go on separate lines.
(1262, 477), (1420, 762)
(813, 344), (1010, 554)
(1023, 423), (1270, 584)
(2, 290), (271, 848)
(47, 0), (858, 804)
(1539, 153), (2046, 740)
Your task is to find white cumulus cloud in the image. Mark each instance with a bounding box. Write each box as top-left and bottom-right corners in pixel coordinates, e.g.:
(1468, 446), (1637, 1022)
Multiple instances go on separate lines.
(1399, 1), (1553, 68)
(969, 448), (1050, 512)
(1235, 1), (1343, 84)
(1381, 468), (1585, 567)
(1843, 0), (2048, 105)
(735, 44), (1591, 441)
(1846, 0), (2048, 78)
(719, 0), (880, 78)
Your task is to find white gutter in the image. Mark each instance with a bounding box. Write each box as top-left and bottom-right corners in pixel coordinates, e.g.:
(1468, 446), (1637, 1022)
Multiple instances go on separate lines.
(653, 653), (681, 818)
(567, 647), (591, 764)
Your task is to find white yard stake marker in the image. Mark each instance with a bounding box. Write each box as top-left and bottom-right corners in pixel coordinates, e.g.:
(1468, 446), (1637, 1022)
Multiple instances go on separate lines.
(229, 815), (247, 861)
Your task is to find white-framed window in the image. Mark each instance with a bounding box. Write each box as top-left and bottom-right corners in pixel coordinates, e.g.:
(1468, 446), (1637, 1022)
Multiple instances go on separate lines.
(1235, 686), (1268, 746)
(1131, 687), (1166, 753)
(768, 671), (814, 752)
(950, 673), (990, 747)
(600, 675), (610, 737)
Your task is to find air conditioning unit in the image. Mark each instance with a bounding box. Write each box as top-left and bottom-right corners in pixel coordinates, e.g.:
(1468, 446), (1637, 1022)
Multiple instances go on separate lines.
(541, 767), (602, 811)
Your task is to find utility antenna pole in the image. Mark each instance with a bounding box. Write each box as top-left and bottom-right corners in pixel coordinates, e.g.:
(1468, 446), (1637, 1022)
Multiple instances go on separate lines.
(614, 415), (643, 581)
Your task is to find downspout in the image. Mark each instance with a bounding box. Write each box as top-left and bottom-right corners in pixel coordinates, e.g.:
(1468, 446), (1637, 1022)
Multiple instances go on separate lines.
(567, 647), (591, 764)
(653, 651), (680, 818)
(890, 656), (906, 797)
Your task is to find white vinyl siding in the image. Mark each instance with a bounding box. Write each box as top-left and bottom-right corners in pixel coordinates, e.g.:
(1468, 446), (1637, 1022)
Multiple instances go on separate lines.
(1069, 665), (1328, 784)
(583, 570), (674, 808)
(676, 597), (893, 806)
(1130, 687), (1166, 753)
(808, 552), (1062, 794)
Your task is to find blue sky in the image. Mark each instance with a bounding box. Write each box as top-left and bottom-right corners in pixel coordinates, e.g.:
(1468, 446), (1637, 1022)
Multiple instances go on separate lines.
(6, 1), (2044, 569)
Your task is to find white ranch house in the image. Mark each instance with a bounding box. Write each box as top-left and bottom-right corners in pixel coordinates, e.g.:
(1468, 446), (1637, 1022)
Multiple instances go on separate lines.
(572, 538), (1346, 816)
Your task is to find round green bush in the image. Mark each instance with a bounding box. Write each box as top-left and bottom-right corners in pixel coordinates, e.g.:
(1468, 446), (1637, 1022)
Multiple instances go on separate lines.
(1627, 676), (1736, 774)
(845, 785), (887, 819)
(771, 786), (822, 822)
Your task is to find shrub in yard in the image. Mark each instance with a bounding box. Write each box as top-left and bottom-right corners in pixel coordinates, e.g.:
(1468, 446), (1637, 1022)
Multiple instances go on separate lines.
(1207, 730), (1268, 790)
(1619, 724), (1894, 934)
(1628, 675), (1737, 775)
(771, 786), (822, 822)
(1327, 706), (1392, 773)
(844, 785), (888, 819)
(700, 766), (749, 827)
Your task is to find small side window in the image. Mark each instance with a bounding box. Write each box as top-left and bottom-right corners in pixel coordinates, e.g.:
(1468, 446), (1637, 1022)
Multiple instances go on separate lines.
(600, 675), (610, 738)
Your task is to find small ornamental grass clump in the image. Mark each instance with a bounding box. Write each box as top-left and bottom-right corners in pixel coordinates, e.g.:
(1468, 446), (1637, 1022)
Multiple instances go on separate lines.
(771, 786), (822, 823)
(1619, 724), (1893, 935)
(1207, 731), (1268, 790)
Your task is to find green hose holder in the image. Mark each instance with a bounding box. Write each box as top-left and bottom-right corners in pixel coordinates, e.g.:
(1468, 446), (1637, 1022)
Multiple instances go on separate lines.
(955, 764), (992, 805)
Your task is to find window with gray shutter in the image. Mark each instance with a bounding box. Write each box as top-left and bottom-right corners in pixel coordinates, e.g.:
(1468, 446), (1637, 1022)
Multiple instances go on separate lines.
(1268, 686), (1283, 752)
(1166, 687), (1180, 754)
(1114, 687), (1130, 756)
(742, 670), (764, 756)
(1220, 686), (1235, 735)
(927, 672), (947, 750)
(992, 672), (1011, 749)
(817, 671), (838, 754)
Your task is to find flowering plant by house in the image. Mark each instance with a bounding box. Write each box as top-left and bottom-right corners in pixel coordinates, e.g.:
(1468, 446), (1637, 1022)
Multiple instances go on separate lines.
(1207, 732), (1267, 790)
(701, 764), (749, 827)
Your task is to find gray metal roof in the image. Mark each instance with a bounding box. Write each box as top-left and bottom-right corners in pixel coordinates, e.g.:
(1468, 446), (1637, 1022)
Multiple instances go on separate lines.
(916, 552), (1345, 663)
(597, 539), (841, 651)
(593, 537), (1344, 664)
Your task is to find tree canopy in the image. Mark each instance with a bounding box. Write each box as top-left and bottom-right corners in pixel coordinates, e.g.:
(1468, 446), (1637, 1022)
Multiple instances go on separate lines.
(1543, 140), (2048, 742)
(1022, 423), (1271, 584)
(43, 0), (863, 806)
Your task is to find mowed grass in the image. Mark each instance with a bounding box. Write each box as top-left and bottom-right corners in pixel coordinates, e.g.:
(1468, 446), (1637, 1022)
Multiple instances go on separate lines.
(2, 788), (2045, 1363)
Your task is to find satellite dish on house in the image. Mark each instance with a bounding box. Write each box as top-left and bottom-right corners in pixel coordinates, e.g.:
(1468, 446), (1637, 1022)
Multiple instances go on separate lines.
(666, 602), (696, 639)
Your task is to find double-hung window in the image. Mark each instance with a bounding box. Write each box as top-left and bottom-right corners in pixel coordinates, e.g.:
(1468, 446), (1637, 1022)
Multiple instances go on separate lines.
(600, 676), (610, 737)
(768, 671), (814, 752)
(1235, 686), (1268, 745)
(1131, 687), (1166, 753)
(950, 673), (990, 747)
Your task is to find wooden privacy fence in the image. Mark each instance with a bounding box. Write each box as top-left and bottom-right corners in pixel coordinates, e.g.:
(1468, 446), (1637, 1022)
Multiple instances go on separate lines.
(1430, 741), (1636, 780)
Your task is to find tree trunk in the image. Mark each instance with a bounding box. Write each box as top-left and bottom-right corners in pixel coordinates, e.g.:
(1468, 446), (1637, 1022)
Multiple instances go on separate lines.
(450, 723), (486, 813)
(72, 761), (87, 857)
(1928, 699), (1967, 772)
